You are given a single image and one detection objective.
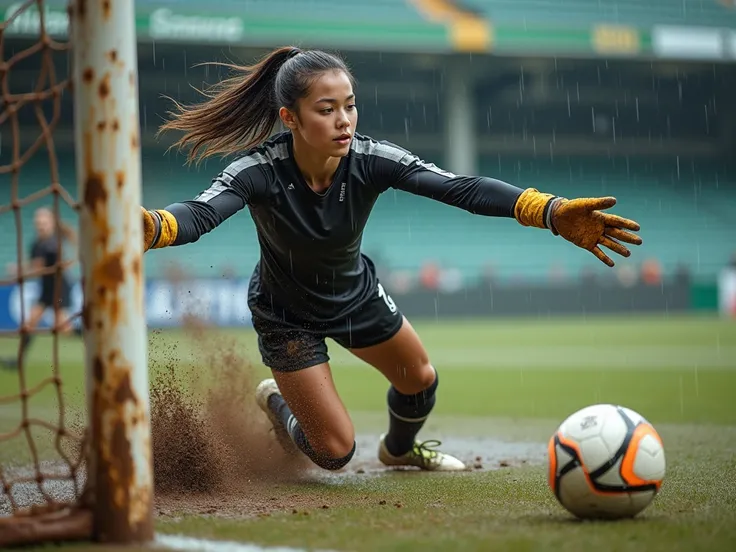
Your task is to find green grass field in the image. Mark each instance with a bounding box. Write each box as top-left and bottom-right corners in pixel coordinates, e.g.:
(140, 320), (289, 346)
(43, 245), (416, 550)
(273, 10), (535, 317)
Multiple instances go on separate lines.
(1, 313), (735, 551)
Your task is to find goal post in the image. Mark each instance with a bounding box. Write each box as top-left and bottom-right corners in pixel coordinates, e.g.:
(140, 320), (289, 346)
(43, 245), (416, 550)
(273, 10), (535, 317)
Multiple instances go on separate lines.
(72, 0), (153, 544)
(0, 0), (153, 546)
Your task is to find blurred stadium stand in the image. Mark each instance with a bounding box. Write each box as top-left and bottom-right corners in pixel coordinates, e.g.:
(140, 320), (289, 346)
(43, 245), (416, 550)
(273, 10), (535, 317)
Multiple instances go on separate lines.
(1, 0), (735, 299)
(2, 154), (732, 286)
(460, 0), (736, 27)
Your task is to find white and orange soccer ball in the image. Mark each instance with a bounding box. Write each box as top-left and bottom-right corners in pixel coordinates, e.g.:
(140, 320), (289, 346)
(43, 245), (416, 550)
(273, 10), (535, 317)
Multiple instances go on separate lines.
(548, 404), (666, 520)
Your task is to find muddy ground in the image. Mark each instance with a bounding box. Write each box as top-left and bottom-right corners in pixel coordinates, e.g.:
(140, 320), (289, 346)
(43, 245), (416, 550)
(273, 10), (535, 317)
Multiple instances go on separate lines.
(1, 324), (546, 521)
(0, 434), (545, 520)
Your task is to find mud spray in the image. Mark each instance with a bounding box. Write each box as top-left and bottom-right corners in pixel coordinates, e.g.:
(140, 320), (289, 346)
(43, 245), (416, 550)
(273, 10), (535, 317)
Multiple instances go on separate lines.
(148, 313), (316, 515)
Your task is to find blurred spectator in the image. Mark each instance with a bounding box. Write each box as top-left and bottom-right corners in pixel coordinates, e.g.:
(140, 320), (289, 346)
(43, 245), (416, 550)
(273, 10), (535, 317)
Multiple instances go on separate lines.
(419, 261), (441, 290)
(480, 262), (497, 285)
(387, 270), (415, 294)
(673, 263), (691, 285)
(616, 264), (638, 287)
(580, 266), (598, 285)
(438, 267), (463, 293)
(548, 263), (568, 284)
(641, 258), (662, 285)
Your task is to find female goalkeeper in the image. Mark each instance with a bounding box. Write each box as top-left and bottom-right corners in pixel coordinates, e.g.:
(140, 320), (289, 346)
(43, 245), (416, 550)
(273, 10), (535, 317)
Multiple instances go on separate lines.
(142, 46), (642, 472)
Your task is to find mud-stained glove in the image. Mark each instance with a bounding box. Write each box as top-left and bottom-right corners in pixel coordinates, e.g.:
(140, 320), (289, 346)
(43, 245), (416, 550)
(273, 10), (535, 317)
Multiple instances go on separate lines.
(513, 188), (642, 267)
(142, 207), (178, 251)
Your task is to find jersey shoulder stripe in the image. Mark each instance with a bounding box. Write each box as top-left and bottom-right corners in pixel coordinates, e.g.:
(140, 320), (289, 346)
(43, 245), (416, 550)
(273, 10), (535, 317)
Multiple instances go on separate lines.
(196, 133), (290, 203)
(223, 132), (291, 177)
(351, 133), (408, 163)
(351, 133), (456, 178)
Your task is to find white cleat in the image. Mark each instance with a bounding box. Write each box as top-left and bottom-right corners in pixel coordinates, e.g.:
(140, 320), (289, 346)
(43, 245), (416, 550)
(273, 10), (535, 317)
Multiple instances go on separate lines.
(378, 433), (467, 471)
(255, 378), (298, 455)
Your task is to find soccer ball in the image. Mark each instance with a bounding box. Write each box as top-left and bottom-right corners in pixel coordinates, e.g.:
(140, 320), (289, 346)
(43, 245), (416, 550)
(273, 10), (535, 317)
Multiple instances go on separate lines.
(547, 404), (665, 520)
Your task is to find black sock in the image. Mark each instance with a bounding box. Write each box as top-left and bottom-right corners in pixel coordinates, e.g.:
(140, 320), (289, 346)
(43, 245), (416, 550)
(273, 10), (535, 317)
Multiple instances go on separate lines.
(267, 394), (355, 471)
(385, 370), (439, 457)
(267, 394), (292, 428)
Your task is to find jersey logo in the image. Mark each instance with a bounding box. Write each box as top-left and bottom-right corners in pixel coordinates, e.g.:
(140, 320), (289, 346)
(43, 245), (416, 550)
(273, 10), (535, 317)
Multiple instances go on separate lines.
(287, 183), (295, 190)
(339, 182), (346, 202)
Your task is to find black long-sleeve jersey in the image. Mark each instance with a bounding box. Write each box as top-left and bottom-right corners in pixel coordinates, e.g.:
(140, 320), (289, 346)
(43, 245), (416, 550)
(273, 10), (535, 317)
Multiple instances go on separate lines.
(164, 132), (525, 322)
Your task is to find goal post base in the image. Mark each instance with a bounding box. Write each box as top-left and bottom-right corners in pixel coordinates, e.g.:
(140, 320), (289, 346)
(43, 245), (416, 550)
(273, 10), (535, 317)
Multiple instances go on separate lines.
(0, 506), (92, 548)
(0, 0), (151, 546)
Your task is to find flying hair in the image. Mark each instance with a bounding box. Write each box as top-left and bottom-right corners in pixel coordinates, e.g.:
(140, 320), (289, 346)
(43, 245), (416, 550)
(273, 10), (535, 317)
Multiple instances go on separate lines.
(157, 46), (355, 165)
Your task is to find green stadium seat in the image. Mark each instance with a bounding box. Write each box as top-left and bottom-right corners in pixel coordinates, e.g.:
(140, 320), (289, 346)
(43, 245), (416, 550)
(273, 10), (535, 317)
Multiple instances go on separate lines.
(459, 0), (736, 28)
(2, 153), (733, 283)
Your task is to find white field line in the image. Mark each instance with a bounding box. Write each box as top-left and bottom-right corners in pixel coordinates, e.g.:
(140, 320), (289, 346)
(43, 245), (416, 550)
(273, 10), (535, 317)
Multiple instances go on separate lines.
(155, 534), (339, 552)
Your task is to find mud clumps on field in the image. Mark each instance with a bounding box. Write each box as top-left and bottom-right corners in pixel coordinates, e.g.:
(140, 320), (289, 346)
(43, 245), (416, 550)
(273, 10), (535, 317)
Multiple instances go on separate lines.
(149, 320), (311, 502)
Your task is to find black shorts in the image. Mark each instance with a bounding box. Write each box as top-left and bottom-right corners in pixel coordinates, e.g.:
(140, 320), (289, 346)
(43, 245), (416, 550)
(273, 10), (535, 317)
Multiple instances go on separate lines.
(38, 280), (71, 310)
(250, 282), (404, 373)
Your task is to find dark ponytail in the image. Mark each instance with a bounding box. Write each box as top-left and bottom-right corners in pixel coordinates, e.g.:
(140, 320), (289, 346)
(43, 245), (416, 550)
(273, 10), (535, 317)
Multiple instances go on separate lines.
(158, 45), (354, 165)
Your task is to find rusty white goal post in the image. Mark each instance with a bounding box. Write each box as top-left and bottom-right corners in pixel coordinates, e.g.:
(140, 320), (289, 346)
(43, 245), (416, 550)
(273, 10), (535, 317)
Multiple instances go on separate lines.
(72, 0), (153, 543)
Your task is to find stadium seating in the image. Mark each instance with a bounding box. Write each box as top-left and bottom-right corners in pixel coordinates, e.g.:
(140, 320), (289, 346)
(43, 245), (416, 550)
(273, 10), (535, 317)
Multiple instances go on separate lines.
(459, 0), (736, 28)
(238, 0), (430, 23)
(1, 153), (733, 283)
(365, 156), (735, 282)
(135, 0), (736, 28)
(138, 0), (438, 37)
(141, 0), (428, 22)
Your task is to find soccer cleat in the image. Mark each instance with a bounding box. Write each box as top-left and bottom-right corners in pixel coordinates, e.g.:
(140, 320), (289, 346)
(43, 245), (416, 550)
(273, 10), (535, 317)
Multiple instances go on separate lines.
(377, 434), (467, 471)
(255, 378), (298, 455)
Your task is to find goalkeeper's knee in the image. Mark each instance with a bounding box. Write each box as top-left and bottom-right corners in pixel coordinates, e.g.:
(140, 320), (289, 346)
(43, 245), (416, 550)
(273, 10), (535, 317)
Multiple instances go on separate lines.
(142, 207), (178, 251)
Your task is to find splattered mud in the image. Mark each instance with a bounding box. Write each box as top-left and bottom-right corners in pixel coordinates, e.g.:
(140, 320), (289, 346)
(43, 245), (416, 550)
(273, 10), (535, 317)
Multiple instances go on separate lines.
(150, 432), (546, 520)
(1, 426), (545, 521)
(147, 323), (546, 519)
(1, 322), (546, 521)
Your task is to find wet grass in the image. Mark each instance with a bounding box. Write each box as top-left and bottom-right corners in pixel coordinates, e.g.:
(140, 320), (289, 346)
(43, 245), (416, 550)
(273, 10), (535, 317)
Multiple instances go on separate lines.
(1, 314), (735, 550)
(11, 425), (736, 552)
(18, 430), (735, 552)
(155, 454), (736, 552)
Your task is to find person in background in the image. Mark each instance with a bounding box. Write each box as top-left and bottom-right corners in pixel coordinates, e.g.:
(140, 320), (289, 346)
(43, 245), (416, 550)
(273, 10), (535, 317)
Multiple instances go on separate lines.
(2, 207), (80, 370)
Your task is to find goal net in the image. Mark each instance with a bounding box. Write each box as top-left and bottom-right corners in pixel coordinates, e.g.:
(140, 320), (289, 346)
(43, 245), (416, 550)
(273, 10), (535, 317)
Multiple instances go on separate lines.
(0, 0), (152, 546)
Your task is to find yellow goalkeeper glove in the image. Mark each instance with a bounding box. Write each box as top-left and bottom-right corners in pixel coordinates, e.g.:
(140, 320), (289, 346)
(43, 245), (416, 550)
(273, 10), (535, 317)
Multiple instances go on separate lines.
(141, 207), (178, 251)
(514, 188), (642, 267)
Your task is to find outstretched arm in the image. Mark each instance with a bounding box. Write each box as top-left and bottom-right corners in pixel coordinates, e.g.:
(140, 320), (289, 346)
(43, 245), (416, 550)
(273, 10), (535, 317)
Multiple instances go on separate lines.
(7, 240), (55, 278)
(142, 166), (266, 251)
(392, 164), (527, 219)
(371, 142), (642, 267)
(397, 163), (569, 227)
(369, 142), (550, 222)
(6, 257), (44, 279)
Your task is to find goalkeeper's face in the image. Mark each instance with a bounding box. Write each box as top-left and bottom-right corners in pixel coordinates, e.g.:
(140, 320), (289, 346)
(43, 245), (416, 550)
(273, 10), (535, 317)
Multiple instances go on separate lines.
(279, 70), (358, 159)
